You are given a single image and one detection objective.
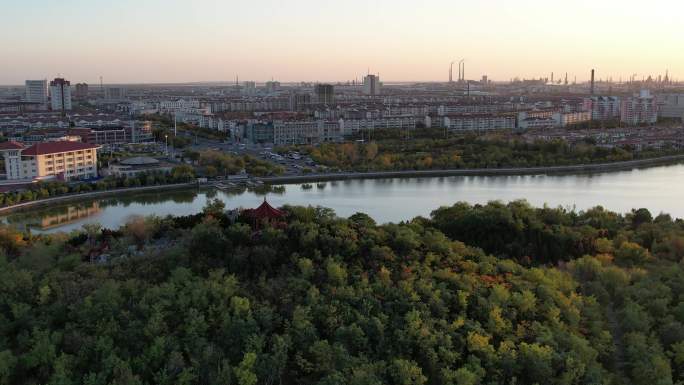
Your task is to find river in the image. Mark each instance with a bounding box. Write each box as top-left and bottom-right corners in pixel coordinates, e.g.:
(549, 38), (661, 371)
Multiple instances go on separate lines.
(3, 163), (684, 233)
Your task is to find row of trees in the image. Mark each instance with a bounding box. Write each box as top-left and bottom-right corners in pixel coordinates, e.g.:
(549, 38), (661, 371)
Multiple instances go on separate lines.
(142, 113), (228, 142)
(0, 200), (683, 383)
(0, 166), (196, 207)
(291, 134), (680, 172)
(184, 149), (285, 177)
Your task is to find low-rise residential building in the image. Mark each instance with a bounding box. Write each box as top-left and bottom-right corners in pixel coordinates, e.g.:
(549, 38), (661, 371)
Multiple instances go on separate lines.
(559, 111), (592, 127)
(273, 120), (341, 145)
(339, 115), (416, 136)
(159, 99), (200, 112)
(0, 141), (100, 181)
(443, 114), (517, 132)
(68, 127), (127, 145)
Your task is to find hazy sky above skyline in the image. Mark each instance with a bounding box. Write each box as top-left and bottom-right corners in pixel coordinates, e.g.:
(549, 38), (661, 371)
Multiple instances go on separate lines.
(2, 0), (683, 85)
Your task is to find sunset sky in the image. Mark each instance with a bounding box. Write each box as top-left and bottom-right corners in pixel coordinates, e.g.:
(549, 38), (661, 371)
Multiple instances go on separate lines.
(2, 0), (682, 85)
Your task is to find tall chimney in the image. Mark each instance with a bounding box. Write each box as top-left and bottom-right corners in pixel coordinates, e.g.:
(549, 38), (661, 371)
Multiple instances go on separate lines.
(590, 69), (595, 95)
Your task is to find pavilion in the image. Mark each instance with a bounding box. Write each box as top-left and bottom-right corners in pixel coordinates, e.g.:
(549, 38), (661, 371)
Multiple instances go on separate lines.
(242, 198), (285, 229)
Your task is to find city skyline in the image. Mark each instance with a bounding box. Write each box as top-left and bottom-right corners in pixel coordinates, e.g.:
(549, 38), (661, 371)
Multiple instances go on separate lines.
(3, 0), (684, 84)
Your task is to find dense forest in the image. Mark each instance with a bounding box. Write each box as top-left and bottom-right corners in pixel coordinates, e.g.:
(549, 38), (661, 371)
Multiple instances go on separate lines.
(1, 200), (684, 384)
(285, 133), (679, 172)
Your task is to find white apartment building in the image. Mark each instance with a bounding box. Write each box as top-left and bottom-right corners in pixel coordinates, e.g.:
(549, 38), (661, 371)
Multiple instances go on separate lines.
(582, 96), (621, 121)
(242, 81), (257, 96)
(25, 80), (48, 107)
(158, 99), (200, 112)
(657, 94), (684, 120)
(273, 120), (341, 145)
(443, 114), (517, 132)
(49, 78), (72, 111)
(265, 81), (281, 94)
(0, 141), (100, 181)
(105, 87), (127, 100)
(198, 114), (233, 132)
(560, 111), (591, 127)
(621, 90), (658, 126)
(339, 116), (416, 136)
(363, 74), (382, 96)
(517, 110), (592, 130)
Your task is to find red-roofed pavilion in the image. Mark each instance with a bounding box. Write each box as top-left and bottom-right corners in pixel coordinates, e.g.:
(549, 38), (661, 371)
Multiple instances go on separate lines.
(243, 198), (285, 228)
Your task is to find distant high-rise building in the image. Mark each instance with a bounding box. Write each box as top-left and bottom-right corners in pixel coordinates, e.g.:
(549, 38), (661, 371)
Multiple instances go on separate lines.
(658, 94), (684, 120)
(49, 78), (72, 112)
(621, 90), (658, 126)
(583, 96), (621, 121)
(105, 87), (127, 100)
(25, 80), (48, 107)
(289, 93), (311, 111)
(242, 81), (256, 95)
(363, 74), (382, 96)
(315, 84), (335, 105)
(265, 81), (280, 93)
(74, 83), (89, 99)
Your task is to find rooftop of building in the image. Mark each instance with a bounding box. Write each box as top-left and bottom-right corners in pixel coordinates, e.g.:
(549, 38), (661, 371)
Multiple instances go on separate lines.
(0, 141), (25, 151)
(21, 141), (100, 156)
(120, 156), (160, 166)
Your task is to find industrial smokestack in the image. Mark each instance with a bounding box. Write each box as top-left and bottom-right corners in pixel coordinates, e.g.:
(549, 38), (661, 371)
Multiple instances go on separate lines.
(590, 69), (595, 95)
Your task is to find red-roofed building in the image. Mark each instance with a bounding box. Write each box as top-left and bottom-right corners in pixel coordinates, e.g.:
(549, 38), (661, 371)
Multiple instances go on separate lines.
(243, 199), (285, 229)
(0, 141), (26, 151)
(0, 140), (100, 181)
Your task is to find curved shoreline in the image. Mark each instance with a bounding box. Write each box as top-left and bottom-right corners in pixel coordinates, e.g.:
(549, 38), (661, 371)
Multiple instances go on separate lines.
(1, 154), (683, 215)
(0, 182), (196, 214)
(258, 154), (684, 184)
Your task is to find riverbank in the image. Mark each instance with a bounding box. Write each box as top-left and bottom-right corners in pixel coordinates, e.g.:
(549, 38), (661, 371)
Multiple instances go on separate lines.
(0, 182), (196, 214)
(259, 154), (684, 184)
(2, 154), (684, 216)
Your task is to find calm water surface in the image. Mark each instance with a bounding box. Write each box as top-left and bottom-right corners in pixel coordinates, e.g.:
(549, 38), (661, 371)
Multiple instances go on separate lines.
(4, 163), (684, 233)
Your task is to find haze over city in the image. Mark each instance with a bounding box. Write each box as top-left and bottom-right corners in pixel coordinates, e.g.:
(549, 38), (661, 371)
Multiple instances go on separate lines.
(7, 0), (684, 384)
(3, 0), (684, 84)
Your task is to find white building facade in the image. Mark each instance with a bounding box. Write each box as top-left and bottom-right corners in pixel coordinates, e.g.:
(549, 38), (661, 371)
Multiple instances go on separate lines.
(25, 80), (48, 107)
(273, 120), (341, 145)
(621, 90), (658, 126)
(363, 74), (382, 96)
(0, 141), (100, 181)
(49, 78), (72, 111)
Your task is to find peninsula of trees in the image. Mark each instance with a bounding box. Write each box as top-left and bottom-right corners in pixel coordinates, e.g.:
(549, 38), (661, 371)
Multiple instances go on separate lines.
(0, 200), (683, 384)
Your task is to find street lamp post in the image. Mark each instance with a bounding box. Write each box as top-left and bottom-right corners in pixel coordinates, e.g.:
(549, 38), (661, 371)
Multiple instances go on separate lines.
(165, 134), (168, 155)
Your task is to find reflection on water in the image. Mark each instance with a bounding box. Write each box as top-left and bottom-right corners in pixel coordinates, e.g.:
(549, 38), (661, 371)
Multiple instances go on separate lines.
(16, 201), (103, 230)
(3, 163), (684, 233)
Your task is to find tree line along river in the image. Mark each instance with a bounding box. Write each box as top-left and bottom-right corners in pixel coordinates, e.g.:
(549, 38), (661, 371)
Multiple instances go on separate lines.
(3, 162), (684, 233)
